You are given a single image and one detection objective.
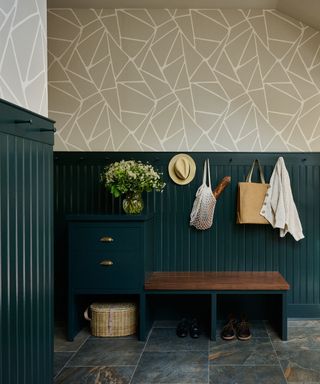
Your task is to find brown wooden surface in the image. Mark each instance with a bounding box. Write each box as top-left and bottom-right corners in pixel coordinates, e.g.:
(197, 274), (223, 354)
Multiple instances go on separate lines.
(144, 272), (290, 291)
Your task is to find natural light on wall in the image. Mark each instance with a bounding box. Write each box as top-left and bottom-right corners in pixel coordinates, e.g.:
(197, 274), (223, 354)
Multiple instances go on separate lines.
(0, 0), (48, 115)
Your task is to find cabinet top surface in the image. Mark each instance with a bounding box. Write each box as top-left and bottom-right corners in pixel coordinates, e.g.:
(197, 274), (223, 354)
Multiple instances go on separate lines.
(66, 214), (154, 222)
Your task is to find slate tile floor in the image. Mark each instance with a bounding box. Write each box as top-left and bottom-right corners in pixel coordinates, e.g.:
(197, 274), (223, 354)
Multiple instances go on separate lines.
(54, 320), (320, 384)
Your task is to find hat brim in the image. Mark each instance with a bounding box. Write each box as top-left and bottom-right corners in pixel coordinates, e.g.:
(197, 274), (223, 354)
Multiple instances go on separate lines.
(168, 154), (196, 185)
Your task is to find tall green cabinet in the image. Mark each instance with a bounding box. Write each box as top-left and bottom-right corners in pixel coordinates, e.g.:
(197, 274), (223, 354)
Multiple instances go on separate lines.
(0, 99), (55, 384)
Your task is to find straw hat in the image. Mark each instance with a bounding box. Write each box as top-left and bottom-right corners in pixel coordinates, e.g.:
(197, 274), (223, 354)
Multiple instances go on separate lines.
(168, 154), (196, 185)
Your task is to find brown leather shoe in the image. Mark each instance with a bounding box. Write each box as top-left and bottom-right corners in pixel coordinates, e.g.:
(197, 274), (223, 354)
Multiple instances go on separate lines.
(221, 315), (237, 341)
(236, 316), (252, 341)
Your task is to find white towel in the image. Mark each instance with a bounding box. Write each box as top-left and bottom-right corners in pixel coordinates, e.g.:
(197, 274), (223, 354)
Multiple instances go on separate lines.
(260, 157), (304, 241)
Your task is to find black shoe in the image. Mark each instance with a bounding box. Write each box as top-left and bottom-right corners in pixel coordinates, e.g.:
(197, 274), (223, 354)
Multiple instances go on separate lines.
(221, 315), (237, 341)
(176, 318), (188, 337)
(190, 319), (201, 338)
(236, 315), (251, 341)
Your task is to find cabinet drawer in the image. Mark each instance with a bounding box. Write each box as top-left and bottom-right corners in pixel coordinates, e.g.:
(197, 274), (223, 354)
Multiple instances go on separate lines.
(69, 224), (140, 252)
(71, 250), (142, 290)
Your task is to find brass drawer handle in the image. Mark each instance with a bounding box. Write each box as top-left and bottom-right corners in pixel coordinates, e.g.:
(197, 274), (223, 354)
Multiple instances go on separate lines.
(99, 260), (113, 266)
(100, 236), (114, 243)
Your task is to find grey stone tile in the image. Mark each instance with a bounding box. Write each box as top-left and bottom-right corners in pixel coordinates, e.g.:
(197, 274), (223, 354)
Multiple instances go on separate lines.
(247, 321), (269, 337)
(54, 327), (90, 352)
(273, 326), (320, 349)
(275, 348), (320, 383)
(90, 334), (136, 340)
(131, 351), (208, 383)
(288, 320), (320, 328)
(209, 366), (286, 384)
(209, 338), (278, 365)
(54, 366), (134, 384)
(265, 322), (287, 341)
(67, 338), (145, 366)
(54, 352), (73, 378)
(288, 326), (320, 338)
(146, 328), (209, 352)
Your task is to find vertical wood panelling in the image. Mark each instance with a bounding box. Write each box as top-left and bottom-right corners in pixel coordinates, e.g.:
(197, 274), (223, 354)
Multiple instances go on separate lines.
(0, 99), (54, 384)
(54, 152), (320, 318)
(0, 137), (53, 384)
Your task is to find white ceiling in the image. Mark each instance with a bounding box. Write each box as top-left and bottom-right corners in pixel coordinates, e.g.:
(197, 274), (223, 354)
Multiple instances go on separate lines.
(47, 0), (320, 30)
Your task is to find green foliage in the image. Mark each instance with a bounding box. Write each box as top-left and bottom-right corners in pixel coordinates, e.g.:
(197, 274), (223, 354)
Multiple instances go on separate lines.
(101, 160), (166, 197)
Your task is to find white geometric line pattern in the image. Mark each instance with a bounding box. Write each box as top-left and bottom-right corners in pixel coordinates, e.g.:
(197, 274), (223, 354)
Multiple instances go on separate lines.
(48, 9), (320, 151)
(0, 0), (48, 115)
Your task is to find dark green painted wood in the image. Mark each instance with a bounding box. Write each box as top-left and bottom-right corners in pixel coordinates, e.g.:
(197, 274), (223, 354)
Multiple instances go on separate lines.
(67, 215), (154, 341)
(288, 304), (320, 317)
(282, 293), (288, 340)
(0, 98), (55, 145)
(54, 152), (320, 318)
(144, 290), (287, 341)
(0, 100), (54, 384)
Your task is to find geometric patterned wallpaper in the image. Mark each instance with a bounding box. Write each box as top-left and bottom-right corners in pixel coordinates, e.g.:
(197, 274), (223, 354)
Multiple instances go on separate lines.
(48, 9), (320, 151)
(0, 0), (48, 115)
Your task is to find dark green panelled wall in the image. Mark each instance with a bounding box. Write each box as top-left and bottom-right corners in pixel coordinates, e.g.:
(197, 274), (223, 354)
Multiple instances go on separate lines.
(54, 152), (320, 319)
(0, 99), (54, 384)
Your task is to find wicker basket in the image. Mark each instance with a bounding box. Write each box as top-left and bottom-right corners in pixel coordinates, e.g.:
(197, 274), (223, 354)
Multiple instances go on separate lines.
(84, 302), (137, 337)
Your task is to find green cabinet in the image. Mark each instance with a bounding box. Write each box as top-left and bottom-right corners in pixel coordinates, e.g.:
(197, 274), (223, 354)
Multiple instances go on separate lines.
(67, 214), (154, 341)
(0, 99), (55, 384)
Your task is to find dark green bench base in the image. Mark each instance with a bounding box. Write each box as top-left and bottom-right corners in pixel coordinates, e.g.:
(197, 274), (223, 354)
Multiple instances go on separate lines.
(140, 290), (288, 341)
(68, 271), (289, 342)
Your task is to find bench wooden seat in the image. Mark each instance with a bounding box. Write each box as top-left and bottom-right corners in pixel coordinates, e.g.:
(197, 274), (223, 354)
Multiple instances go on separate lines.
(145, 271), (290, 291)
(144, 271), (289, 341)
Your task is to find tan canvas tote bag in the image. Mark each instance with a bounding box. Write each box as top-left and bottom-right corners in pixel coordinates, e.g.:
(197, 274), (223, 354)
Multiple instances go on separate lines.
(237, 159), (269, 224)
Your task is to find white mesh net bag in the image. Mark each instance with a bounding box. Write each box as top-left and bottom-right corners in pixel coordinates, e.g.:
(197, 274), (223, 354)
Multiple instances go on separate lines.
(190, 159), (216, 230)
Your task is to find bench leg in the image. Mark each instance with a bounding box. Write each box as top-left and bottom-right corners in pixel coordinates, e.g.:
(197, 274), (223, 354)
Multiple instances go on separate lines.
(139, 293), (146, 341)
(281, 292), (288, 341)
(211, 293), (217, 341)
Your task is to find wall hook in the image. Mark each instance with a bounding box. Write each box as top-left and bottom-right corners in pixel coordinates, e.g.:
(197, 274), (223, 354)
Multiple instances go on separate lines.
(40, 127), (56, 132)
(15, 119), (32, 124)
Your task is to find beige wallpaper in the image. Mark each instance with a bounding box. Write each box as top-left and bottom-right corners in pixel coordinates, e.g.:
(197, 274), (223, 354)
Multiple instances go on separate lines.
(278, 0), (320, 31)
(48, 9), (320, 151)
(0, 0), (48, 115)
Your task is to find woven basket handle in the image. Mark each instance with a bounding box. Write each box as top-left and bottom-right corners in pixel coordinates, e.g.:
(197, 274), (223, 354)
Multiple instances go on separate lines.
(84, 307), (91, 321)
(246, 159), (266, 184)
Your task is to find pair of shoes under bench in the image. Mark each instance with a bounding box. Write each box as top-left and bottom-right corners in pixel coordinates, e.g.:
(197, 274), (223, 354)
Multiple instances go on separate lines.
(176, 318), (201, 338)
(221, 315), (251, 341)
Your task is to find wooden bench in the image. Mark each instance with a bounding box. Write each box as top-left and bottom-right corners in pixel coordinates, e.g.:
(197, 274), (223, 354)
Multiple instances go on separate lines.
(144, 271), (290, 341)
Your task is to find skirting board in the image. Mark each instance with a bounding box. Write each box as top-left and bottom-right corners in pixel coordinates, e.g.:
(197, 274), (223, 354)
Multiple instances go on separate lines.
(288, 305), (320, 318)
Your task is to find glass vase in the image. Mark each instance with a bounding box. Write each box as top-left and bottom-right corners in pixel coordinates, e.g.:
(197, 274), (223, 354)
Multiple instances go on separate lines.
(122, 192), (144, 214)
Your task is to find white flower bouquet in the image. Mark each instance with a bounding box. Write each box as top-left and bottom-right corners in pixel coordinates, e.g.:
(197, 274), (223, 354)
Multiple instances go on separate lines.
(101, 160), (166, 198)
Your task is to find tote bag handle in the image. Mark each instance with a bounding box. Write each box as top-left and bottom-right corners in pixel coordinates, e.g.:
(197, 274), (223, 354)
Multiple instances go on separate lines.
(245, 159), (266, 184)
(202, 159), (212, 188)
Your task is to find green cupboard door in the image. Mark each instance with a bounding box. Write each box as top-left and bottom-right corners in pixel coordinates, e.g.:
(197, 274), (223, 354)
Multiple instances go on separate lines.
(0, 102), (54, 384)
